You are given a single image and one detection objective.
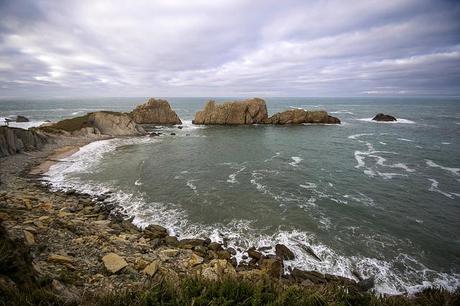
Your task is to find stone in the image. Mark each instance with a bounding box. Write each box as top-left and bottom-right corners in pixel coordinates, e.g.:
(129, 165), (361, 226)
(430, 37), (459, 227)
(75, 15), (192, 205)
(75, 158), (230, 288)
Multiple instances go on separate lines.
(143, 260), (159, 276)
(165, 235), (179, 246)
(201, 259), (236, 281)
(291, 268), (326, 284)
(247, 247), (263, 260)
(275, 244), (295, 260)
(178, 238), (206, 248)
(102, 253), (128, 274)
(372, 113), (397, 122)
(130, 98), (182, 125)
(159, 249), (179, 259)
(227, 247), (237, 255)
(208, 242), (223, 251)
(48, 254), (74, 264)
(23, 230), (35, 245)
(187, 253), (204, 267)
(0, 127), (48, 158)
(193, 98), (269, 125)
(260, 258), (283, 278)
(143, 224), (168, 239)
(302, 245), (321, 261)
(216, 250), (231, 260)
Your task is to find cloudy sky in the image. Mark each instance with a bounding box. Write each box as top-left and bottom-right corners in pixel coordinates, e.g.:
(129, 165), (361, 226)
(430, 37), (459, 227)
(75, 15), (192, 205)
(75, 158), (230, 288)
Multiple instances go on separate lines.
(0, 0), (459, 97)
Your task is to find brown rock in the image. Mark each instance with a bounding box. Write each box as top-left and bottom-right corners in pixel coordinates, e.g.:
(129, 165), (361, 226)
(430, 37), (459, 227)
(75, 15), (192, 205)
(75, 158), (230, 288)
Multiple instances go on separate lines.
(130, 98), (182, 125)
(275, 244), (295, 260)
(266, 109), (340, 124)
(143, 260), (159, 276)
(247, 247), (263, 260)
(102, 253), (128, 273)
(193, 98), (268, 125)
(48, 254), (74, 264)
(143, 224), (168, 239)
(23, 230), (35, 245)
(291, 268), (326, 284)
(260, 258), (283, 278)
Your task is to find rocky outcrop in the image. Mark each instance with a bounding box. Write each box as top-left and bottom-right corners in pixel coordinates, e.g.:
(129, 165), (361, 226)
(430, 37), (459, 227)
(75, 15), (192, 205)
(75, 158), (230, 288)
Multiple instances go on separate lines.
(41, 111), (145, 137)
(193, 98), (340, 125)
(372, 113), (397, 122)
(266, 109), (340, 124)
(130, 98), (182, 125)
(16, 116), (29, 122)
(0, 127), (48, 158)
(193, 98), (268, 125)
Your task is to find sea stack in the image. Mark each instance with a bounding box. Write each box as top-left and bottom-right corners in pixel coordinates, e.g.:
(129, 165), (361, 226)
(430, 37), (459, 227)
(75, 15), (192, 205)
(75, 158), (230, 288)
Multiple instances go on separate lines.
(192, 98), (268, 125)
(192, 98), (340, 125)
(130, 98), (182, 125)
(372, 113), (397, 122)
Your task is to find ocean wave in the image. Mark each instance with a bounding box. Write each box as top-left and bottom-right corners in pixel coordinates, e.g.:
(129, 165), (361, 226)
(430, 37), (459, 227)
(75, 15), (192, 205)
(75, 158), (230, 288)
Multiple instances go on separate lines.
(357, 118), (416, 124)
(330, 110), (354, 115)
(425, 160), (460, 176)
(227, 165), (246, 184)
(264, 152), (280, 162)
(428, 179), (457, 199)
(289, 156), (303, 167)
(186, 179), (198, 194)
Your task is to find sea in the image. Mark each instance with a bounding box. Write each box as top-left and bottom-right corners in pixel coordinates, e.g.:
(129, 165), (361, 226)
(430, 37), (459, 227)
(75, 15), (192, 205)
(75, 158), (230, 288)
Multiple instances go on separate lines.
(1, 97), (459, 294)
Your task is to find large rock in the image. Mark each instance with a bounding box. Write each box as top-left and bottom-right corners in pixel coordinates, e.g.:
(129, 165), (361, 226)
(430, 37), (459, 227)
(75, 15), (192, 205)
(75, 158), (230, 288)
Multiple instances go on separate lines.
(41, 111), (145, 137)
(102, 253), (128, 273)
(266, 109), (340, 124)
(16, 115), (29, 122)
(372, 113), (397, 122)
(130, 98), (182, 125)
(275, 244), (295, 260)
(193, 98), (268, 125)
(0, 127), (48, 158)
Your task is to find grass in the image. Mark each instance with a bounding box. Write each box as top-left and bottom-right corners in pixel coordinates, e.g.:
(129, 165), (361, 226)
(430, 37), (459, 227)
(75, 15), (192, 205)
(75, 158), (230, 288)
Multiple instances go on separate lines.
(39, 114), (92, 133)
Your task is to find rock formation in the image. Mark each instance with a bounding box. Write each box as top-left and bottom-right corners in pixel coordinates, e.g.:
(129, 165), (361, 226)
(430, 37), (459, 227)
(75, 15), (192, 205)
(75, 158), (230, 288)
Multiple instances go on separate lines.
(0, 127), (48, 158)
(16, 115), (29, 122)
(266, 109), (340, 124)
(192, 98), (268, 125)
(192, 98), (340, 125)
(372, 113), (397, 122)
(130, 98), (182, 125)
(41, 111), (145, 137)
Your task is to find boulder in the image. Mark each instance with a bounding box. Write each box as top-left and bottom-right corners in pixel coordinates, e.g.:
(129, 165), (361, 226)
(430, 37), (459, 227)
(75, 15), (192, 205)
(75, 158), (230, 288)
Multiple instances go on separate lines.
(357, 276), (375, 291)
(260, 258), (283, 278)
(47, 254), (74, 265)
(142, 260), (159, 276)
(372, 113), (397, 122)
(16, 115), (29, 122)
(0, 127), (48, 158)
(130, 98), (182, 125)
(291, 268), (326, 284)
(200, 259), (236, 281)
(266, 109), (340, 124)
(275, 244), (295, 260)
(193, 98), (268, 125)
(143, 224), (168, 239)
(247, 247), (263, 260)
(102, 253), (128, 273)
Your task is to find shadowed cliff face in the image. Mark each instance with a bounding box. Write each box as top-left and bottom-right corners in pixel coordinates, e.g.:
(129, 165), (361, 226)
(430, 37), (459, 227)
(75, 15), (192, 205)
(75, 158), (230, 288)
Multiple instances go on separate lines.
(193, 98), (340, 125)
(130, 98), (182, 125)
(0, 127), (48, 158)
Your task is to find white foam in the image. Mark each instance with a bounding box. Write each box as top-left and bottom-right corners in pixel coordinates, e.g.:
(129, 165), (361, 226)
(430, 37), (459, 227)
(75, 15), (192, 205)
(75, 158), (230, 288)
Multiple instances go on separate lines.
(186, 179), (198, 194)
(227, 165), (246, 184)
(289, 156), (303, 167)
(379, 141), (387, 145)
(330, 110), (354, 115)
(264, 152), (280, 162)
(441, 142), (451, 145)
(426, 160), (460, 176)
(7, 120), (48, 129)
(357, 118), (416, 124)
(299, 182), (317, 189)
(134, 179), (142, 186)
(428, 179), (456, 199)
(348, 133), (374, 139)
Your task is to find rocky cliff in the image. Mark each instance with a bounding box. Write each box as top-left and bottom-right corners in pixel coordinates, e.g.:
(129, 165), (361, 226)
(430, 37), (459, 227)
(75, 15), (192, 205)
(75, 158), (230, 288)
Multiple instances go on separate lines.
(0, 127), (48, 158)
(41, 111), (145, 137)
(130, 98), (182, 125)
(192, 98), (340, 125)
(266, 109), (340, 124)
(193, 98), (268, 125)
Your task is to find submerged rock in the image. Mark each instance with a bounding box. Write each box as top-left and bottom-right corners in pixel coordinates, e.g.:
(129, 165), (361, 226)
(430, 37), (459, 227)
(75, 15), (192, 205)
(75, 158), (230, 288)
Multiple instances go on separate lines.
(372, 113), (397, 122)
(193, 98), (268, 125)
(130, 98), (182, 125)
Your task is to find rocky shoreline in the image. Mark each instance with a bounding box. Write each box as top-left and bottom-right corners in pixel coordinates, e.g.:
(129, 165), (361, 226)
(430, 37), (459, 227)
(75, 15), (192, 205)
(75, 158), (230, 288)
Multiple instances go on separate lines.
(0, 134), (378, 304)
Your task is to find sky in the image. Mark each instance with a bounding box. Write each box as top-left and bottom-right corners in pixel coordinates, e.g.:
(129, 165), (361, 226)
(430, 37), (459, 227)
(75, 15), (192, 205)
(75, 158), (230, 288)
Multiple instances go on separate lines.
(0, 0), (459, 98)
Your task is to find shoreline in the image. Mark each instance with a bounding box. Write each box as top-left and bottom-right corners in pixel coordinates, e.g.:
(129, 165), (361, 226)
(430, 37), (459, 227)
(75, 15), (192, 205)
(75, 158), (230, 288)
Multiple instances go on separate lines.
(1, 133), (459, 304)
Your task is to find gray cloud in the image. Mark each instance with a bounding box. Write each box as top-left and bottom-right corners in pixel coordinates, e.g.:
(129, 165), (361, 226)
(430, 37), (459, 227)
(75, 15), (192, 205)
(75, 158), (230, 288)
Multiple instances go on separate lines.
(0, 0), (459, 97)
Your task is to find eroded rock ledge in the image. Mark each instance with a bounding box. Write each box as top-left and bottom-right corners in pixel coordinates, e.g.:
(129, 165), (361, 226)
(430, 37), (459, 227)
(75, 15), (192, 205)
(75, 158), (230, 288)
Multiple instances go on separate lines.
(0, 127), (48, 158)
(192, 98), (340, 125)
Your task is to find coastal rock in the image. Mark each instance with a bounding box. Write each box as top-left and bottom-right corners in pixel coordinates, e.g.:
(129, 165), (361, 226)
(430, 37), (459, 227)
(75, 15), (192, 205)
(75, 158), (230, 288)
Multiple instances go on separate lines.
(102, 253), (128, 274)
(372, 113), (397, 122)
(142, 260), (159, 276)
(201, 259), (236, 281)
(143, 224), (168, 239)
(47, 254), (74, 265)
(291, 268), (326, 284)
(193, 98), (268, 125)
(130, 98), (182, 125)
(0, 127), (48, 157)
(275, 244), (295, 260)
(266, 109), (340, 124)
(40, 111), (145, 136)
(16, 115), (29, 122)
(357, 276), (375, 291)
(23, 230), (35, 245)
(247, 247), (263, 260)
(260, 258), (283, 278)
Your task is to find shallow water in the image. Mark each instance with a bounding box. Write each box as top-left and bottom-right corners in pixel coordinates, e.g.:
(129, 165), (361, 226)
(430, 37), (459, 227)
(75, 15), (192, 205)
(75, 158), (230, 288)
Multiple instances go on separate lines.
(1, 97), (459, 294)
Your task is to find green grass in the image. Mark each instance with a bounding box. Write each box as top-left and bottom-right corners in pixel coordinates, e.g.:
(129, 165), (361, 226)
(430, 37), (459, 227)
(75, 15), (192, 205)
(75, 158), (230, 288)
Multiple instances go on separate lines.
(39, 114), (91, 133)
